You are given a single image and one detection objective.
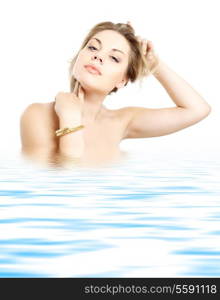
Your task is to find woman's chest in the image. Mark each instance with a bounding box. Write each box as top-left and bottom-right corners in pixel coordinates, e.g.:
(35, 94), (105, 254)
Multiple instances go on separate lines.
(82, 119), (124, 156)
(47, 103), (128, 165)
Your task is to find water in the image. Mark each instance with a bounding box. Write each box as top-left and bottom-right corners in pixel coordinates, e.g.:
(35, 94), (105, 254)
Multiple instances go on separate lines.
(0, 149), (220, 277)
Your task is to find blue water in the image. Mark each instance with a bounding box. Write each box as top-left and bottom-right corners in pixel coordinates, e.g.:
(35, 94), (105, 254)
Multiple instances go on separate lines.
(0, 149), (220, 277)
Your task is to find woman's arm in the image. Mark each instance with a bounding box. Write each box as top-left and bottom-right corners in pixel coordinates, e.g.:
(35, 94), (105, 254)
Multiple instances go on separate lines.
(54, 84), (85, 161)
(58, 113), (85, 159)
(122, 36), (211, 139)
(20, 103), (85, 165)
(20, 103), (58, 163)
(153, 59), (211, 112)
(123, 59), (211, 139)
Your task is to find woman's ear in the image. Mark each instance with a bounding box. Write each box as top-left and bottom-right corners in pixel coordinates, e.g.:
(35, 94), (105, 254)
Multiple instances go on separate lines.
(116, 78), (128, 89)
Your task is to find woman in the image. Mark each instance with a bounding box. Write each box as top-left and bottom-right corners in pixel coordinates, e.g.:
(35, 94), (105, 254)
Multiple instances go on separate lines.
(20, 21), (211, 168)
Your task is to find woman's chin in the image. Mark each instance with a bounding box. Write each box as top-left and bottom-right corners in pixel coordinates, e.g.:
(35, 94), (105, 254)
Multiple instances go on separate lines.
(78, 79), (105, 94)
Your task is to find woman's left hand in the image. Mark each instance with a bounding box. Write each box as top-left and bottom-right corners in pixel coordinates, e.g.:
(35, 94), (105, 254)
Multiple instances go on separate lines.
(137, 36), (160, 74)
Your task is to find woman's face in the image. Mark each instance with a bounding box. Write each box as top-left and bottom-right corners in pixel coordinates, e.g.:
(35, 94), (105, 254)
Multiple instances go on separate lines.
(72, 30), (131, 94)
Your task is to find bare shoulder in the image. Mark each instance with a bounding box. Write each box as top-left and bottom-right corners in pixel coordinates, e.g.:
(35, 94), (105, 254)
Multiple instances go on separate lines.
(20, 101), (58, 149)
(21, 102), (43, 115)
(22, 101), (57, 120)
(110, 106), (139, 140)
(117, 106), (140, 117)
(105, 106), (136, 120)
(20, 102), (46, 130)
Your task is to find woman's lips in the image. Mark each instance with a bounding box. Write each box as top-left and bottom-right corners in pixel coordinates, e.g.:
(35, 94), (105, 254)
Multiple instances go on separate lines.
(84, 65), (101, 75)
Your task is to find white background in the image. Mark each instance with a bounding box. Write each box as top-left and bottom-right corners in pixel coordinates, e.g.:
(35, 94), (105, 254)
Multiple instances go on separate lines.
(0, 0), (219, 157)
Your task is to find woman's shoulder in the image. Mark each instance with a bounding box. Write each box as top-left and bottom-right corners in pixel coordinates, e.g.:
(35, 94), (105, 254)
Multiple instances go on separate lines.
(22, 102), (137, 120)
(115, 106), (138, 123)
(32, 101), (58, 120)
(21, 101), (58, 130)
(21, 101), (54, 116)
(26, 101), (137, 126)
(102, 105), (134, 117)
(20, 103), (45, 130)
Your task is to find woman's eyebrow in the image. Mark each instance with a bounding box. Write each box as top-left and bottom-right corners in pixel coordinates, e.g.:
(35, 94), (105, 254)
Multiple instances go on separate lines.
(90, 37), (125, 55)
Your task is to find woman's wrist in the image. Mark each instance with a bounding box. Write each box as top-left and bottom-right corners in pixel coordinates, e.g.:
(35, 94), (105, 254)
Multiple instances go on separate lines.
(58, 113), (85, 159)
(151, 58), (163, 77)
(59, 113), (83, 128)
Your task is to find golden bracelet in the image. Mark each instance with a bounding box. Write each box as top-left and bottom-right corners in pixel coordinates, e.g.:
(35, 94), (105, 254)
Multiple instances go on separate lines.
(55, 125), (85, 137)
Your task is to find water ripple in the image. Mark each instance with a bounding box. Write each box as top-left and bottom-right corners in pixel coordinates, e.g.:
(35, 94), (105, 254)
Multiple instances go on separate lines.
(0, 153), (220, 277)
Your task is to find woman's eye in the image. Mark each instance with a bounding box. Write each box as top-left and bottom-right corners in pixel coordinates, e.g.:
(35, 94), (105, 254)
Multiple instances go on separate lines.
(111, 56), (119, 63)
(88, 46), (97, 50)
(88, 46), (119, 63)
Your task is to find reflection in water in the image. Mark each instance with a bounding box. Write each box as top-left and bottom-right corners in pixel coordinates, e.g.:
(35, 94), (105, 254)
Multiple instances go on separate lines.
(20, 148), (129, 169)
(0, 150), (220, 277)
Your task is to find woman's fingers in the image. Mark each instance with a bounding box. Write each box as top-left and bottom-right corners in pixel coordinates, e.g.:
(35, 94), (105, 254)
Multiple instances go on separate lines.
(136, 36), (147, 55)
(78, 85), (85, 104)
(73, 80), (79, 95)
(73, 80), (84, 104)
(142, 39), (148, 55)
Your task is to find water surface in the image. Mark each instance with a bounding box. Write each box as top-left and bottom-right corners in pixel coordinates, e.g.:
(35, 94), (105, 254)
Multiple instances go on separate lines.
(0, 149), (219, 277)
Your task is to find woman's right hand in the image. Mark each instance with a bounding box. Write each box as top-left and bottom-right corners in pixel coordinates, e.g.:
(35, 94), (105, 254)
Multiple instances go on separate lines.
(54, 80), (85, 119)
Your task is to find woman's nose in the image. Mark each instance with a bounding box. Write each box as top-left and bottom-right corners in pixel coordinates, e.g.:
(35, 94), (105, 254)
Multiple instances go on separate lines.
(93, 55), (103, 63)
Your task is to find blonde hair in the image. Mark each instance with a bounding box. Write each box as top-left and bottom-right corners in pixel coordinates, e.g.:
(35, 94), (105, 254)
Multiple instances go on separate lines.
(68, 21), (156, 95)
